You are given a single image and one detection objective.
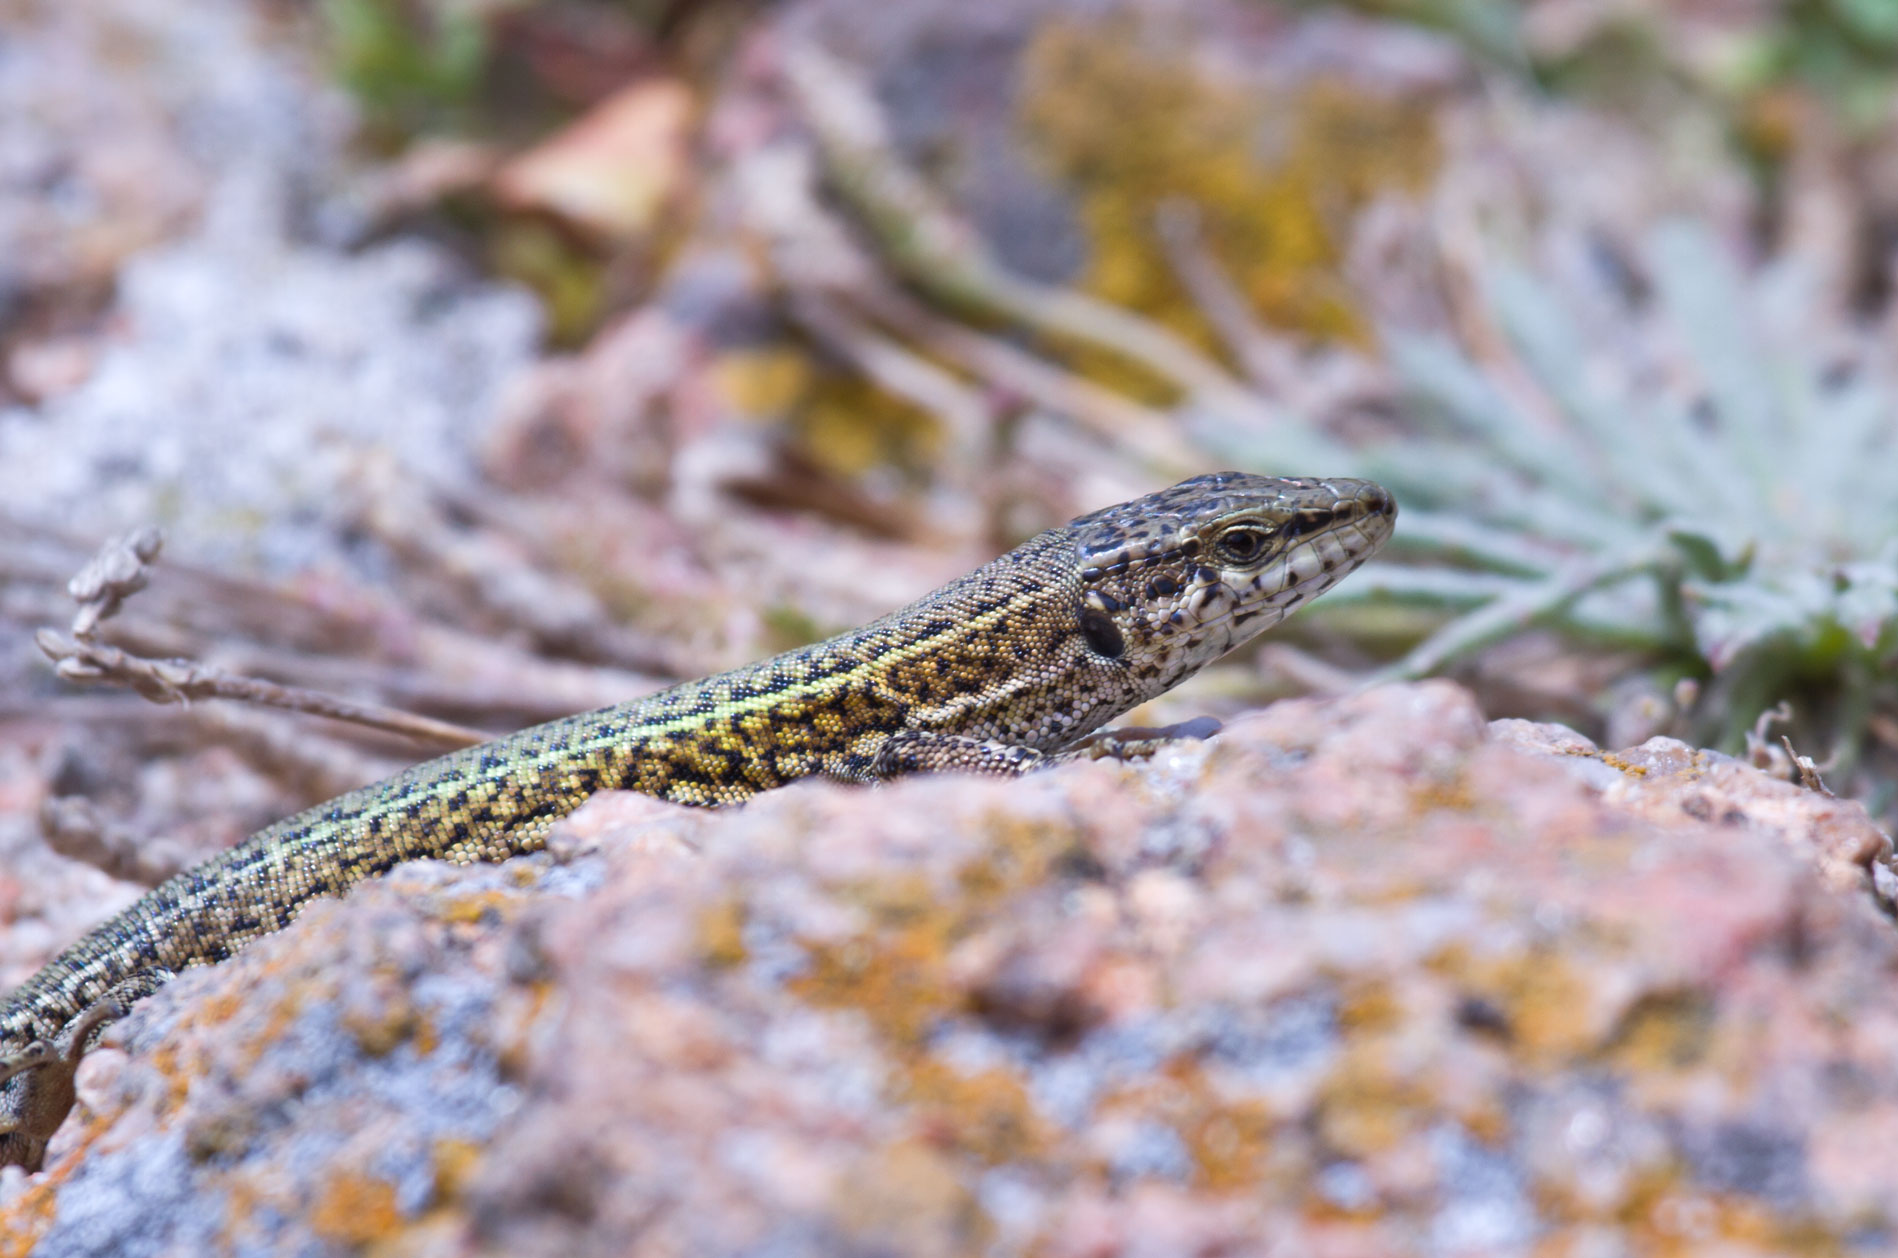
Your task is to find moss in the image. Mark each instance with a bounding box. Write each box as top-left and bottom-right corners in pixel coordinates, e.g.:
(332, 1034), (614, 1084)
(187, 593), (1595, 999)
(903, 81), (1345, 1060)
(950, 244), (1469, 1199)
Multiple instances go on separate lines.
(789, 370), (945, 481)
(712, 346), (814, 420)
(758, 604), (830, 654)
(320, 0), (488, 144)
(712, 341), (947, 487)
(1017, 18), (1439, 397)
(488, 220), (606, 347)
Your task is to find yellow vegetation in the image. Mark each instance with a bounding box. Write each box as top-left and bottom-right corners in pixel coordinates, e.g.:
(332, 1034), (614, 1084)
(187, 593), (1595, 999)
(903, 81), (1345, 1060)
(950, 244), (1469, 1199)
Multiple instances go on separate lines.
(1018, 18), (1438, 397)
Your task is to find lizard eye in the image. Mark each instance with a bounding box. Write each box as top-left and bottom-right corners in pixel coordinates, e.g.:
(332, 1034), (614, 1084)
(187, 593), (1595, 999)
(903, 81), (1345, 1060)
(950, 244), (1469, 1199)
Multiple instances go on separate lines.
(1214, 523), (1274, 566)
(1079, 607), (1125, 659)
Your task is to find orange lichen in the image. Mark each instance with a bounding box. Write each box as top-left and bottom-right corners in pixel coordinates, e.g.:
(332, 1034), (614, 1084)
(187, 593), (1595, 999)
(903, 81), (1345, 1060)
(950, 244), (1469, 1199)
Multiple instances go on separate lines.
(903, 1057), (1050, 1165)
(433, 889), (515, 926)
(342, 994), (421, 1058)
(1408, 773), (1480, 815)
(955, 813), (1085, 902)
(308, 1170), (402, 1246)
(1431, 945), (1606, 1061)
(146, 1041), (194, 1114)
(695, 896), (750, 968)
(1497, 954), (1606, 1061)
(791, 811), (1088, 1046)
(0, 1175), (59, 1258)
(1598, 989), (1716, 1073)
(835, 1137), (991, 1256)
(431, 1136), (483, 1201)
(1336, 978), (1403, 1036)
(1312, 1043), (1436, 1159)
(792, 919), (959, 1048)
(1094, 1058), (1283, 1193)
(194, 989), (248, 1028)
(1182, 1096), (1277, 1192)
(1598, 752), (1654, 778)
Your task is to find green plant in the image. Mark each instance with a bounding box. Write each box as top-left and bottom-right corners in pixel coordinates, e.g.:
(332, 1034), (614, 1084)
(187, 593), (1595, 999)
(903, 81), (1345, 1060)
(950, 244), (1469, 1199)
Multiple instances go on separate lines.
(321, 0), (491, 138)
(1221, 222), (1898, 773)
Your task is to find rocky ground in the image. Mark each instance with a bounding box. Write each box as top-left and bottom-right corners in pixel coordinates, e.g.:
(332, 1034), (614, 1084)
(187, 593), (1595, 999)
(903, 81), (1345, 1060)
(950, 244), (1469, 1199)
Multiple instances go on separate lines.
(4, 0), (1898, 1253)
(2, 682), (1893, 1257)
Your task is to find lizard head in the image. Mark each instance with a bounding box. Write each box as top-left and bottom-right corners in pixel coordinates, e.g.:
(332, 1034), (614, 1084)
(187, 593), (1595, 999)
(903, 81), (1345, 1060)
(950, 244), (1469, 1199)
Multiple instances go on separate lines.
(1068, 472), (1395, 696)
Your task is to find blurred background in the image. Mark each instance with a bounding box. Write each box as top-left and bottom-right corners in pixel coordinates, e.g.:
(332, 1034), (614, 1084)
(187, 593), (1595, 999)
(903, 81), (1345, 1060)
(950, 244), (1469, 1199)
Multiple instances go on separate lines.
(2, 0), (1897, 895)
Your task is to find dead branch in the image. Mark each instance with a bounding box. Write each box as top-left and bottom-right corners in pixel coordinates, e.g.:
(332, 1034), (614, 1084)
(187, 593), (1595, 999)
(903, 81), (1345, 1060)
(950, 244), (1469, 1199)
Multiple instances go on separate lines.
(66, 526), (163, 638)
(39, 795), (189, 887)
(37, 630), (490, 750)
(786, 287), (995, 471)
(1154, 200), (1293, 398)
(187, 706), (403, 804)
(850, 282), (1197, 475)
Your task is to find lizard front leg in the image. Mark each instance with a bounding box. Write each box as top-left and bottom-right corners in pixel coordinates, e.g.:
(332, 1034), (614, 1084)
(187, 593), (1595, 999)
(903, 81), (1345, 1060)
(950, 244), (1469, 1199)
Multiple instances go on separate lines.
(1055, 715), (1225, 764)
(865, 718), (1225, 784)
(868, 730), (1048, 780)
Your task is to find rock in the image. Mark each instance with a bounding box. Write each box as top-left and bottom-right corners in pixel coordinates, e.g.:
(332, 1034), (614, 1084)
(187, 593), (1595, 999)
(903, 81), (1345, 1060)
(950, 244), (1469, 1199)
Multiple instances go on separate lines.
(0, 0), (542, 574)
(4, 681), (1897, 1256)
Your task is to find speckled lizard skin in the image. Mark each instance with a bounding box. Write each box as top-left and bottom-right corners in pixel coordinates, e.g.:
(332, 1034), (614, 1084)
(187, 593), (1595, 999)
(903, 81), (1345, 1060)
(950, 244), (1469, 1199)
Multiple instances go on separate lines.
(0, 471), (1393, 1169)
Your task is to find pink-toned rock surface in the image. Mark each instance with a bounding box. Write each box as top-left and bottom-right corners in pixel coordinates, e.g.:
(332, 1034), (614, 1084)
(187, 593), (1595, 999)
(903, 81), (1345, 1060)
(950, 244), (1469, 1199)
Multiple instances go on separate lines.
(3, 682), (1896, 1257)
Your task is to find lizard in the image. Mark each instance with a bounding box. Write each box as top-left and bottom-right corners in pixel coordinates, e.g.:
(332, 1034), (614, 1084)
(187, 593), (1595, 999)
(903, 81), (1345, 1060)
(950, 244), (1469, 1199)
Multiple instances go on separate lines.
(0, 471), (1394, 1170)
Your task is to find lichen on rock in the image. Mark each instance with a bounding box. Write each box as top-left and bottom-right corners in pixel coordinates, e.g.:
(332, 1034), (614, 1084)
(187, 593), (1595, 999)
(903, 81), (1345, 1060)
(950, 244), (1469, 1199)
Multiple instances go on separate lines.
(7, 681), (1896, 1257)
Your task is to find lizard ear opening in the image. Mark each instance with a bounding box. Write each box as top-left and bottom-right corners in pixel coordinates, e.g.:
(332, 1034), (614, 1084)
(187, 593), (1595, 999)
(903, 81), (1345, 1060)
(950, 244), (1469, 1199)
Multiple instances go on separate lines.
(1079, 608), (1126, 659)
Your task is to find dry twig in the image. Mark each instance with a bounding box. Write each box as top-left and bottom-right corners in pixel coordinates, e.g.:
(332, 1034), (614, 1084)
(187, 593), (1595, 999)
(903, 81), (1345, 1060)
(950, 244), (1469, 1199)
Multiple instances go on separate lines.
(39, 528), (493, 751)
(786, 288), (995, 470)
(37, 631), (489, 750)
(1153, 200), (1292, 398)
(779, 39), (1270, 437)
(851, 283), (1196, 474)
(1782, 734), (1836, 797)
(39, 795), (189, 888)
(66, 526), (164, 638)
(355, 455), (693, 677)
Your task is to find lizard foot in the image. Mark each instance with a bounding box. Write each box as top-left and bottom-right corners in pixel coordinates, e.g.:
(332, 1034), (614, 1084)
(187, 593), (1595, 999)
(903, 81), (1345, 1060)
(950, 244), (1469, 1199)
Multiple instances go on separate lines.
(0, 995), (133, 1172)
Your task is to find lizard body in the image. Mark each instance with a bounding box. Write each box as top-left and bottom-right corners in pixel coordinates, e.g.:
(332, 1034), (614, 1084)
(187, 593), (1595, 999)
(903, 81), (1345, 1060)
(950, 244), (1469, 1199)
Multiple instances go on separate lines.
(0, 472), (1393, 1168)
